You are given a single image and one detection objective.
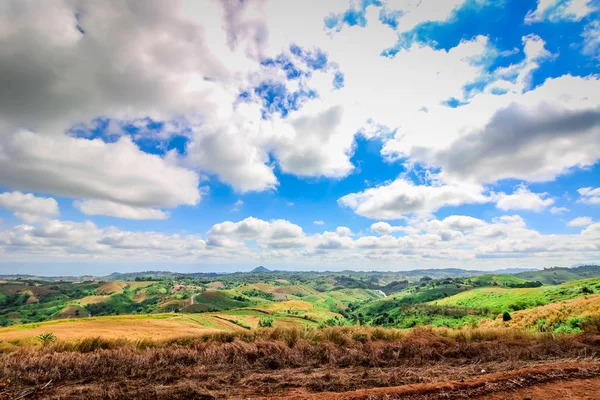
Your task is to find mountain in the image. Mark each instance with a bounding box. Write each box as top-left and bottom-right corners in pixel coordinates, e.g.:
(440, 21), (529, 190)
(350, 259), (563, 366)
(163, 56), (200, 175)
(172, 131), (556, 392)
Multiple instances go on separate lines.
(250, 266), (272, 273)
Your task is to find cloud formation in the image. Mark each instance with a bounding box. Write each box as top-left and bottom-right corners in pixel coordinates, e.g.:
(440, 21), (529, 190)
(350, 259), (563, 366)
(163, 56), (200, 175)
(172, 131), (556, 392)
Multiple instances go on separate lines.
(0, 192), (59, 223)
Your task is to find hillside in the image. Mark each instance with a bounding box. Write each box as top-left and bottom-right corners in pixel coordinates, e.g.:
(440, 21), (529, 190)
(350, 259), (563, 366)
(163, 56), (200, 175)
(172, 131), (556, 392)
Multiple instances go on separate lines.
(515, 265), (600, 285)
(435, 277), (600, 313)
(3, 268), (600, 332)
(3, 268), (600, 398)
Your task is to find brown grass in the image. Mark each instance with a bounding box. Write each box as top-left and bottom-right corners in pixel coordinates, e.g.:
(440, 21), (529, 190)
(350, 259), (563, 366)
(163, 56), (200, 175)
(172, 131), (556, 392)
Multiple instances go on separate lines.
(480, 294), (600, 330)
(95, 281), (127, 295)
(0, 315), (224, 344)
(1, 326), (599, 399)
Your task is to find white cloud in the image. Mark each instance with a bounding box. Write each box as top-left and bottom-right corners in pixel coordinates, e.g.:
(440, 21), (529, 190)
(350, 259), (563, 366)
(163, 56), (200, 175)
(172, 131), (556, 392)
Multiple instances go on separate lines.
(383, 0), (470, 33)
(74, 200), (169, 220)
(1, 1), (599, 272)
(313, 220), (325, 225)
(338, 178), (488, 219)
(441, 215), (487, 231)
(578, 187), (600, 205)
(0, 191), (59, 223)
(0, 132), (201, 212)
(207, 217), (305, 249)
(493, 185), (554, 212)
(525, 0), (596, 23)
(371, 221), (404, 235)
(582, 20), (600, 60)
(231, 199), (244, 212)
(336, 226), (352, 237)
(568, 216), (593, 227)
(1, 213), (599, 270)
(550, 206), (570, 214)
(185, 107), (278, 193)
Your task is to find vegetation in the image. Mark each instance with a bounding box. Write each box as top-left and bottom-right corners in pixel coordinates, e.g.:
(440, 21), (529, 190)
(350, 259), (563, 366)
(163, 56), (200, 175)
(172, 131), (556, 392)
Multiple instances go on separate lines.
(37, 332), (56, 346)
(1, 266), (599, 335)
(2, 265), (600, 398)
(1, 326), (600, 399)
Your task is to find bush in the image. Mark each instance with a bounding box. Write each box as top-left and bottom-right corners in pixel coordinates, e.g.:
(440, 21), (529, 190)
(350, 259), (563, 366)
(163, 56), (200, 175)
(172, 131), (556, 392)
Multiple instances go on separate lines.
(38, 332), (56, 346)
(258, 317), (274, 328)
(502, 311), (512, 322)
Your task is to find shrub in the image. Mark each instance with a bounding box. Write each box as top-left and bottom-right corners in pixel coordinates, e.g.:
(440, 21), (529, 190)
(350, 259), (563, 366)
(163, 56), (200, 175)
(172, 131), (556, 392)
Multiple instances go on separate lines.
(258, 317), (274, 328)
(502, 311), (512, 322)
(38, 332), (56, 346)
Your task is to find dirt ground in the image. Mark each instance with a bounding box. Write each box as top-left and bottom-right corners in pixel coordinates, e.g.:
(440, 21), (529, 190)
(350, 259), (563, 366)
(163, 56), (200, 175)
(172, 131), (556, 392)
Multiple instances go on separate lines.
(477, 377), (600, 399)
(3, 330), (600, 399)
(267, 362), (600, 399)
(2, 361), (598, 399)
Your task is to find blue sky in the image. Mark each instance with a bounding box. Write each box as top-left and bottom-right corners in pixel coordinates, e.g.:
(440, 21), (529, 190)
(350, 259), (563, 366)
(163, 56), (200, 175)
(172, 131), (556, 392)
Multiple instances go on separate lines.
(0, 0), (599, 275)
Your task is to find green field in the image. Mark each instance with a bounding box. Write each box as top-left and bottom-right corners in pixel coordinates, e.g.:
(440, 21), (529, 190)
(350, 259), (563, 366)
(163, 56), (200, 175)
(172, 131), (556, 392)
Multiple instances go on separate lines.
(1, 266), (600, 336)
(434, 278), (600, 312)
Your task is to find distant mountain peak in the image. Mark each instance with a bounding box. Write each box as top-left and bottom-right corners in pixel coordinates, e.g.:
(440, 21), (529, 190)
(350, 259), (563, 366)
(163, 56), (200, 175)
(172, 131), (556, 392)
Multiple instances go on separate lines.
(251, 266), (271, 273)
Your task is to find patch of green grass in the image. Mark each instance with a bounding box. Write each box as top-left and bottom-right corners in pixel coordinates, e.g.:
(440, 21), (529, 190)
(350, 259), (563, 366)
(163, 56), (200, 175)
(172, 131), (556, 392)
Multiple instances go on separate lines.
(434, 278), (600, 313)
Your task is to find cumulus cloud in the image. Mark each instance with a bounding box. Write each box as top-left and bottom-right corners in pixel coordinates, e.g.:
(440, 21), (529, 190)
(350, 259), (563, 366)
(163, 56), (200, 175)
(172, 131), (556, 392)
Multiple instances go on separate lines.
(207, 217), (305, 249)
(1, 213), (599, 269)
(493, 185), (554, 212)
(74, 200), (169, 220)
(441, 215), (487, 231)
(0, 132), (201, 211)
(550, 206), (570, 214)
(578, 187), (600, 205)
(0, 192), (59, 223)
(371, 222), (404, 235)
(338, 178), (488, 219)
(335, 226), (352, 237)
(415, 99), (600, 185)
(313, 220), (325, 225)
(0, 0), (359, 205)
(271, 105), (355, 178)
(568, 216), (593, 227)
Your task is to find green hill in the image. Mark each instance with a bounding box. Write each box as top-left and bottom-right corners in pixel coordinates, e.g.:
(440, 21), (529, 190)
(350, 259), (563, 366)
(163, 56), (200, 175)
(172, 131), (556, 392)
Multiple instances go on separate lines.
(433, 278), (600, 313)
(515, 265), (600, 285)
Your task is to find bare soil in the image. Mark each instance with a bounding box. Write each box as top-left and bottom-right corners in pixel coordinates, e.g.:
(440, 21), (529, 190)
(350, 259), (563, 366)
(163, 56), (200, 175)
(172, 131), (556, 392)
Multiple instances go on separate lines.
(2, 329), (600, 399)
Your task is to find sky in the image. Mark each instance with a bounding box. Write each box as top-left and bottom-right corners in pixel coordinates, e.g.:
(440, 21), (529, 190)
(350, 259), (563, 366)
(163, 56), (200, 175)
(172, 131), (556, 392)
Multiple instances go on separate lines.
(0, 0), (599, 276)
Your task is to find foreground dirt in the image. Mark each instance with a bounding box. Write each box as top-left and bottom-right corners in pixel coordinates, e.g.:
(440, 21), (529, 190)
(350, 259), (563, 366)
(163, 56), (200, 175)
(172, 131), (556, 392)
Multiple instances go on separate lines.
(2, 330), (600, 399)
(268, 362), (600, 399)
(2, 361), (599, 399)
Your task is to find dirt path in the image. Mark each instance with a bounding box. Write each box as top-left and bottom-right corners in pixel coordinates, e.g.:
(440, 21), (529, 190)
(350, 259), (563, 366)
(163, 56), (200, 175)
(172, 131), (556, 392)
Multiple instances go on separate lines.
(268, 362), (600, 400)
(475, 377), (600, 399)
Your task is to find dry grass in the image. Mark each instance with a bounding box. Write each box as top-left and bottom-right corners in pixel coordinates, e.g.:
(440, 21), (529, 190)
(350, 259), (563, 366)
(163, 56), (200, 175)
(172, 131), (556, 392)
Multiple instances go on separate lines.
(77, 295), (112, 306)
(0, 315), (226, 344)
(1, 326), (600, 399)
(480, 294), (600, 330)
(95, 281), (127, 295)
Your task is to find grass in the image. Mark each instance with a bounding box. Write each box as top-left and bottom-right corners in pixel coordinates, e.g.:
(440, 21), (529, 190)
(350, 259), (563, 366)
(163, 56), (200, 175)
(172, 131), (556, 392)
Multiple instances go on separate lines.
(0, 308), (329, 344)
(96, 281), (127, 295)
(434, 278), (600, 312)
(1, 326), (599, 399)
(481, 294), (600, 332)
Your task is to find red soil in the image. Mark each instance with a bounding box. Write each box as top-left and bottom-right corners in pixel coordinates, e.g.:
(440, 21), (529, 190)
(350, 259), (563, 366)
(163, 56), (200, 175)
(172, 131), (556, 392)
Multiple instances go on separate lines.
(272, 362), (600, 400)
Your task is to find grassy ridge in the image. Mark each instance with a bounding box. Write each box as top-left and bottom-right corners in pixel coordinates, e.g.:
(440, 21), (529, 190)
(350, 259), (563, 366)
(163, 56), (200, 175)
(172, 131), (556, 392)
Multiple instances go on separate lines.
(434, 278), (600, 312)
(2, 267), (600, 333)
